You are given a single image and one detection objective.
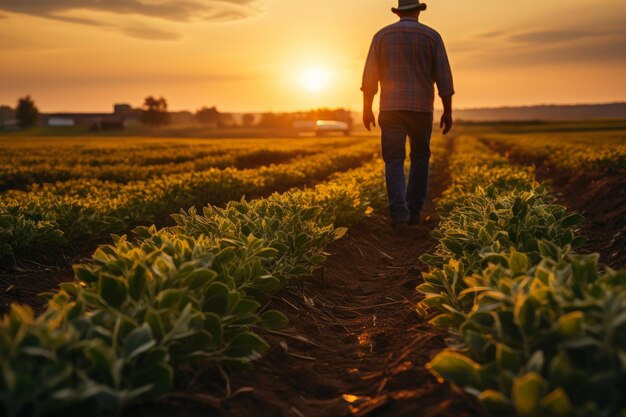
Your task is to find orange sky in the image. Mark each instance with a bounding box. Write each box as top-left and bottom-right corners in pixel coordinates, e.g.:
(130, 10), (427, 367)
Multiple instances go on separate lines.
(0, 0), (625, 112)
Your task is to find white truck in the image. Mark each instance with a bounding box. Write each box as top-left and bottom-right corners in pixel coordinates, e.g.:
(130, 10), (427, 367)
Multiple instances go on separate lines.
(292, 120), (350, 136)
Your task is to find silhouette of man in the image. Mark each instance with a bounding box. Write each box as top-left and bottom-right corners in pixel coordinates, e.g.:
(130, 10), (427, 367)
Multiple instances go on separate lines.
(361, 0), (454, 228)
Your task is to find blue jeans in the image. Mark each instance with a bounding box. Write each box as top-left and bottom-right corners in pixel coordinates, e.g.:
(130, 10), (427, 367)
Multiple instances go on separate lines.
(378, 111), (433, 222)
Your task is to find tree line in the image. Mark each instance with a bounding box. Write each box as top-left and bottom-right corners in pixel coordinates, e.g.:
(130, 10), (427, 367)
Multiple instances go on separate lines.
(2, 95), (353, 130)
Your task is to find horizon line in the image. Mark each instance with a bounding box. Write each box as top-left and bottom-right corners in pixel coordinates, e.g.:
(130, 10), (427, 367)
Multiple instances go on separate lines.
(3, 100), (626, 115)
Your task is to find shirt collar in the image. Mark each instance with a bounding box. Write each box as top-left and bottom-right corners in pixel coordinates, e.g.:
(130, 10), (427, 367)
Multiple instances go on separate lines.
(400, 17), (419, 22)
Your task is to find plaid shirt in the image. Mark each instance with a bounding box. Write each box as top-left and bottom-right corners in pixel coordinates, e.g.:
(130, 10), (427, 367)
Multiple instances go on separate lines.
(361, 18), (454, 112)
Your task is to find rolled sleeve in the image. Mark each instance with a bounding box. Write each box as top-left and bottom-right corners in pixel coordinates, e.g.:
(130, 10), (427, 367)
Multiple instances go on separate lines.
(434, 35), (454, 98)
(361, 37), (380, 96)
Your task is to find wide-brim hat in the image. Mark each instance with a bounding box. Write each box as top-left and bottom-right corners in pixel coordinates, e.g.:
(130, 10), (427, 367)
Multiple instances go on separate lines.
(391, 0), (427, 13)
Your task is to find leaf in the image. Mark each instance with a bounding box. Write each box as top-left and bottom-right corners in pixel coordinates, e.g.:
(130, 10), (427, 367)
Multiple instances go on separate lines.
(560, 213), (584, 228)
(514, 295), (537, 332)
(512, 372), (548, 417)
(186, 270), (217, 290)
(203, 282), (230, 315)
(128, 264), (147, 301)
(204, 313), (223, 345)
(479, 390), (512, 414)
(332, 227), (348, 241)
(496, 343), (522, 372)
(442, 238), (464, 254)
(428, 313), (458, 329)
(156, 289), (184, 309)
(99, 275), (127, 308)
(509, 250), (529, 274)
(426, 350), (479, 387)
(224, 332), (269, 359)
(170, 331), (213, 360)
(144, 309), (165, 341)
(231, 299), (261, 316)
(132, 225), (155, 239)
(86, 345), (115, 374)
(74, 264), (98, 283)
(256, 247), (279, 259)
(123, 324), (156, 360)
(540, 388), (572, 417)
(260, 310), (289, 329)
(557, 311), (584, 337)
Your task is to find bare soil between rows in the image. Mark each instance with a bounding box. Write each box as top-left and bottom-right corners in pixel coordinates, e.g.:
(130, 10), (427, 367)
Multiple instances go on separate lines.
(132, 213), (481, 417)
(132, 137), (482, 417)
(482, 139), (625, 269)
(3, 137), (483, 417)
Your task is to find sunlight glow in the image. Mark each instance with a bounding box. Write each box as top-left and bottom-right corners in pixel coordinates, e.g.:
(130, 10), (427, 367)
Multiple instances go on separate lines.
(299, 67), (330, 92)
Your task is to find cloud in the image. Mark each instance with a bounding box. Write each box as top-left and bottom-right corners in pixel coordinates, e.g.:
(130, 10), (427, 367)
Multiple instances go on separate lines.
(455, 31), (626, 69)
(121, 25), (182, 41)
(0, 0), (263, 40)
(509, 30), (613, 44)
(0, 0), (260, 22)
(474, 30), (508, 39)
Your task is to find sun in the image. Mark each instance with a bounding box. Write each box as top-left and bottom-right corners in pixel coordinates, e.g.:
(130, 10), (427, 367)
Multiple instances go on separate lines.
(299, 67), (330, 92)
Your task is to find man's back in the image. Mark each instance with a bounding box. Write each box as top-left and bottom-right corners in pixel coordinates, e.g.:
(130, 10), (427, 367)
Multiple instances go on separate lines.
(361, 18), (454, 113)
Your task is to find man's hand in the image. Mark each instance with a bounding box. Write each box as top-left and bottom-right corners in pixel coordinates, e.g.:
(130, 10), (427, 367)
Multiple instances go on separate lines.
(363, 109), (376, 131)
(440, 112), (453, 135)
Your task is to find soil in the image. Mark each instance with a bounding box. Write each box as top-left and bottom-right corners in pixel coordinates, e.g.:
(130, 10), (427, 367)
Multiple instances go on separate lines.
(543, 170), (625, 270)
(482, 139), (625, 269)
(130, 137), (482, 417)
(3, 136), (483, 416)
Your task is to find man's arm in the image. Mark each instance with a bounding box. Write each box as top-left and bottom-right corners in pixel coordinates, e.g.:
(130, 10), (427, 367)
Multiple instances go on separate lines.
(440, 95), (453, 135)
(434, 34), (454, 135)
(363, 93), (376, 131)
(361, 36), (380, 131)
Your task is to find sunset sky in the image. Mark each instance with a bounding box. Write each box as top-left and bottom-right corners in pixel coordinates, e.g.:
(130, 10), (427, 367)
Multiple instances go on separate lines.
(1, 0), (625, 113)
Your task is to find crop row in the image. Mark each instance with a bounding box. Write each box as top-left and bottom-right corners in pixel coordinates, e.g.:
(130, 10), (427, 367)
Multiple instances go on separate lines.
(479, 132), (626, 172)
(0, 152), (388, 416)
(0, 141), (379, 262)
(417, 136), (626, 417)
(0, 137), (364, 192)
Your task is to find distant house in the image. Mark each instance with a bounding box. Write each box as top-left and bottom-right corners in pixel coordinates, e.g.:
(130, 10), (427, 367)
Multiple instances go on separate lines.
(41, 103), (141, 130)
(47, 117), (75, 127)
(0, 105), (17, 128)
(170, 111), (195, 126)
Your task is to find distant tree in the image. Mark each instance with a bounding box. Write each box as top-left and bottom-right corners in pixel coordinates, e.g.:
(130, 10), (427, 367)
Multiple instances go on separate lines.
(141, 96), (170, 127)
(195, 106), (220, 127)
(217, 113), (236, 128)
(257, 112), (293, 129)
(15, 96), (39, 129)
(242, 113), (255, 128)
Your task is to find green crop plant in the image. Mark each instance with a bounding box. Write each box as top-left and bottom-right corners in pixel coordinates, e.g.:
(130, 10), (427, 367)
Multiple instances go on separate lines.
(417, 136), (626, 417)
(0, 142), (402, 415)
(0, 141), (378, 263)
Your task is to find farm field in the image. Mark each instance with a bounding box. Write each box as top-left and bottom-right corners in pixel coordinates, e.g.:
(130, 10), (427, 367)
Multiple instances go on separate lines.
(0, 122), (625, 417)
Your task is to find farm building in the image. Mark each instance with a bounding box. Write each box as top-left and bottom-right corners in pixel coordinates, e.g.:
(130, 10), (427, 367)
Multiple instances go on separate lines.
(41, 103), (141, 130)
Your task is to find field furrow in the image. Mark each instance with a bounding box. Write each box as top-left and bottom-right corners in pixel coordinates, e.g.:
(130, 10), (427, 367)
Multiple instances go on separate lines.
(0, 142), (391, 416)
(0, 139), (378, 266)
(0, 137), (363, 192)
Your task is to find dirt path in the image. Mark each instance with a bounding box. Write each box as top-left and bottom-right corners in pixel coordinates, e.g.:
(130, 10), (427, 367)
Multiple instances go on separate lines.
(134, 137), (482, 417)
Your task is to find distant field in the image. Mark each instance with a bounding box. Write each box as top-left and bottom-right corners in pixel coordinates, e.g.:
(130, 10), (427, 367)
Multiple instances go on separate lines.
(0, 135), (367, 189)
(0, 135), (379, 262)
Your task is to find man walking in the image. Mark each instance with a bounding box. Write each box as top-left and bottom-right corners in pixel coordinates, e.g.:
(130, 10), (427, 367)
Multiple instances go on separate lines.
(361, 0), (454, 228)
